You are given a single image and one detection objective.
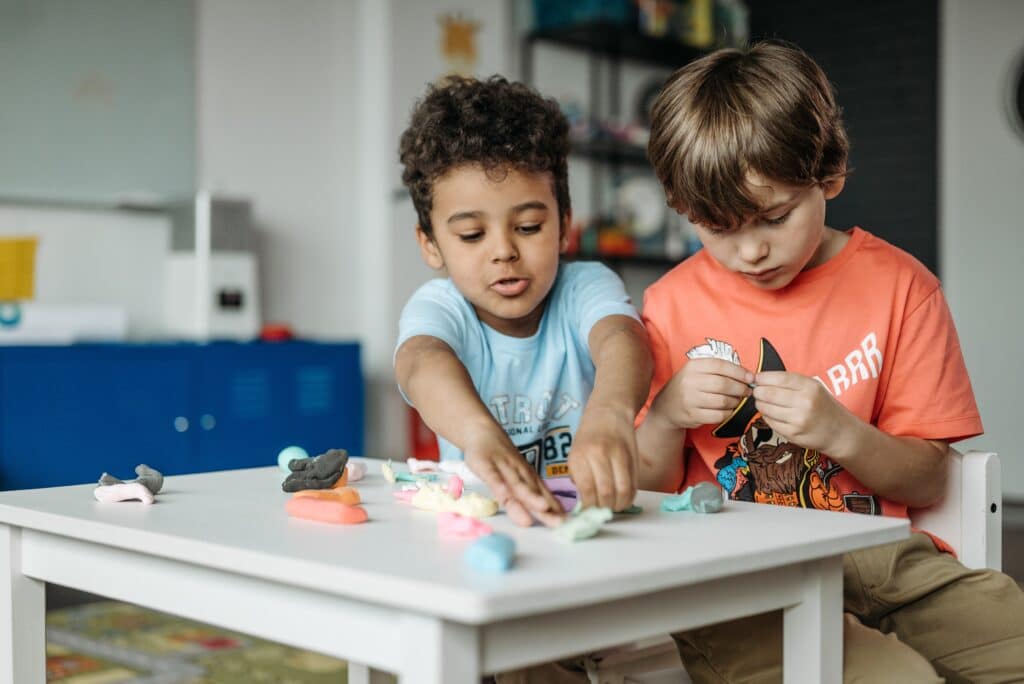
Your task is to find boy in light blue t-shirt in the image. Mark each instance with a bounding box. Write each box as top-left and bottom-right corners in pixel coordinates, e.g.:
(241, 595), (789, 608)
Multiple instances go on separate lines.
(395, 76), (652, 526)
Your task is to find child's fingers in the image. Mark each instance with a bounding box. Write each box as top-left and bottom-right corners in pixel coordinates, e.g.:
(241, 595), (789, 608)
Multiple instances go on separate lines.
(588, 455), (617, 510)
(693, 373), (752, 399)
(503, 499), (534, 527)
(571, 458), (597, 509)
(609, 451), (636, 512)
(498, 459), (558, 513)
(753, 371), (802, 388)
(693, 358), (755, 385)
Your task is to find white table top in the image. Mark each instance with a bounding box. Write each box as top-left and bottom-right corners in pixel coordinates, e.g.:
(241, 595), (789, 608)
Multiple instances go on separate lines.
(0, 463), (908, 624)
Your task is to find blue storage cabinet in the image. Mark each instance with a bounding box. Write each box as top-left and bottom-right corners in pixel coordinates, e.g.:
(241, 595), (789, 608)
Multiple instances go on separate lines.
(194, 342), (364, 471)
(0, 342), (363, 490)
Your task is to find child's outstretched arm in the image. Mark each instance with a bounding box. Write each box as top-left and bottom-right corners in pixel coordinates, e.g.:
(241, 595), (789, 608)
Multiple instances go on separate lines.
(569, 315), (652, 511)
(753, 371), (950, 507)
(395, 335), (565, 527)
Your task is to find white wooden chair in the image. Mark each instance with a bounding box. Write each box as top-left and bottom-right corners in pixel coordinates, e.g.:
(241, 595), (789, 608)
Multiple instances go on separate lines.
(590, 449), (1003, 684)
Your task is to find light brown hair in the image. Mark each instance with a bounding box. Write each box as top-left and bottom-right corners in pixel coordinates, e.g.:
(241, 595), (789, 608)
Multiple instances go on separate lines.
(647, 41), (849, 229)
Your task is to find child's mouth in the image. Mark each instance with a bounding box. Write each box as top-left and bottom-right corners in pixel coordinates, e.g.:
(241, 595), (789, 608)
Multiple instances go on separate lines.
(492, 278), (529, 297)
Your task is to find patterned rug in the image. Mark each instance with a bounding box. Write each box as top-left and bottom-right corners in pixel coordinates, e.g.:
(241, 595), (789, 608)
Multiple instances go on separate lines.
(46, 601), (353, 683)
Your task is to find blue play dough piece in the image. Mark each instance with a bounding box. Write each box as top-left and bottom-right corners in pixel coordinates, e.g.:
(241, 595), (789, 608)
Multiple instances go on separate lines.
(464, 533), (516, 573)
(277, 445), (309, 473)
(661, 482), (724, 513)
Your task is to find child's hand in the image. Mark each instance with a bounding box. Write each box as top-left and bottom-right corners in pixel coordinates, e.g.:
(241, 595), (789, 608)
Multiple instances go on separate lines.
(752, 371), (856, 454)
(569, 408), (638, 511)
(653, 359), (754, 429)
(462, 430), (565, 528)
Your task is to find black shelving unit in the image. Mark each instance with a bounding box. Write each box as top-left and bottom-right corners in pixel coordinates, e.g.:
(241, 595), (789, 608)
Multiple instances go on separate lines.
(522, 21), (702, 268)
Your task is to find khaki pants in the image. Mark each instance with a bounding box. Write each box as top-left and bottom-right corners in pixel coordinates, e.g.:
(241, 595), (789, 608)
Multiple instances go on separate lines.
(497, 533), (1024, 683)
(675, 532), (1024, 683)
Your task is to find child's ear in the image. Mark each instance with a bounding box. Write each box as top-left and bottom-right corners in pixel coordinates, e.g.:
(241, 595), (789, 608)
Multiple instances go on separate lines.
(558, 211), (572, 254)
(823, 175), (846, 200)
(416, 225), (445, 270)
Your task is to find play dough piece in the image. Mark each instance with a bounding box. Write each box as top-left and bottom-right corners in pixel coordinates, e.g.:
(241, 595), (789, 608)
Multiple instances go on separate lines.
(292, 487), (361, 506)
(93, 482), (155, 505)
(395, 471), (437, 483)
(285, 497), (367, 525)
(393, 489), (418, 503)
(345, 460), (367, 482)
(133, 464), (164, 494)
(661, 482), (724, 514)
(277, 445), (310, 473)
(282, 449), (347, 492)
(464, 533), (515, 572)
(618, 504), (644, 514)
(410, 483), (498, 518)
(438, 460), (484, 486)
(330, 470), (349, 489)
(554, 506), (613, 542)
(446, 474), (464, 499)
(407, 457), (439, 473)
(98, 464), (164, 495)
(437, 512), (493, 539)
(381, 460), (396, 484)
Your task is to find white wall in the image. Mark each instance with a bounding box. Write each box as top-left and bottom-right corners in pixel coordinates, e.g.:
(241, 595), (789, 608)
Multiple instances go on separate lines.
(196, 0), (361, 341)
(0, 206), (169, 338)
(941, 0), (1024, 499)
(196, 0), (512, 461)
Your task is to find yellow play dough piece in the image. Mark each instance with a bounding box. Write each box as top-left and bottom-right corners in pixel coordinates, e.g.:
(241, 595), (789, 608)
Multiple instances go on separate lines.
(381, 460), (396, 484)
(410, 483), (498, 518)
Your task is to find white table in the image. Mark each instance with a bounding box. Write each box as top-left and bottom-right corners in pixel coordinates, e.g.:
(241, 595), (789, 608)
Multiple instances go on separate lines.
(0, 465), (908, 684)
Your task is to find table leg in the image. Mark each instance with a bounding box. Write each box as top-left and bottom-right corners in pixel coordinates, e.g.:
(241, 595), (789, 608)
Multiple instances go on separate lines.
(399, 613), (479, 684)
(0, 525), (45, 684)
(783, 556), (843, 684)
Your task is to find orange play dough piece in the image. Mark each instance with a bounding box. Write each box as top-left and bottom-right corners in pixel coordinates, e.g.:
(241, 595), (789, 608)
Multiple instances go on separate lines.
(330, 470), (349, 488)
(292, 487), (361, 505)
(286, 497), (367, 524)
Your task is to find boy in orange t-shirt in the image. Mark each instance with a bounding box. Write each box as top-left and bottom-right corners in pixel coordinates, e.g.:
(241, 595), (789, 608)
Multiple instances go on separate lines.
(638, 41), (1024, 682)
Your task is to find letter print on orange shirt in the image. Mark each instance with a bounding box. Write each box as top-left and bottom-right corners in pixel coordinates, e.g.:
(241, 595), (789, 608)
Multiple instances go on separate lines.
(695, 337), (882, 515)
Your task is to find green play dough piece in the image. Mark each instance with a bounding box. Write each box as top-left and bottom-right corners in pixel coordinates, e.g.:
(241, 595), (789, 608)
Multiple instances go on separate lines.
(554, 506), (613, 542)
(661, 482), (724, 513)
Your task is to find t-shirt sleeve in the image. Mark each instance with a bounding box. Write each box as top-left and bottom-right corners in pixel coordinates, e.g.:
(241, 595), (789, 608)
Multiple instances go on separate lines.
(567, 262), (641, 350)
(393, 280), (473, 407)
(875, 285), (983, 442)
(394, 280), (469, 362)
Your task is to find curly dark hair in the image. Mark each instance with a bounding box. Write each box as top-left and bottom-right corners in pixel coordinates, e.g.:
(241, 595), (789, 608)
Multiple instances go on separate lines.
(399, 75), (571, 238)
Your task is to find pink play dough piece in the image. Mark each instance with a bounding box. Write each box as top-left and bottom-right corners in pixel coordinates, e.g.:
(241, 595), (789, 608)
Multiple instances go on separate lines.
(446, 474), (464, 499)
(393, 489), (418, 503)
(345, 460), (367, 482)
(407, 457), (439, 473)
(93, 482), (155, 505)
(286, 497), (368, 524)
(437, 512), (493, 539)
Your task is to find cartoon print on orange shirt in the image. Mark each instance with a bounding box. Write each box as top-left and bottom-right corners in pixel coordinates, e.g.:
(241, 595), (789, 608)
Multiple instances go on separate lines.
(695, 337), (882, 515)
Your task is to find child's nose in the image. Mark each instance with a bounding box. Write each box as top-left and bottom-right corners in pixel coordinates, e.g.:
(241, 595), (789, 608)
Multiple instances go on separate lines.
(490, 234), (519, 262)
(739, 237), (769, 264)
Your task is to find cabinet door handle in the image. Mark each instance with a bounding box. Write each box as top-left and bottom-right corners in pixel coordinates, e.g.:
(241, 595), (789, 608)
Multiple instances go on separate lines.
(200, 414), (216, 431)
(174, 416), (190, 433)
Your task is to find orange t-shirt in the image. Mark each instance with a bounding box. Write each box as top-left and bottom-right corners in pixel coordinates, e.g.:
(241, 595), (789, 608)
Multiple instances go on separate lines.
(640, 227), (983, 526)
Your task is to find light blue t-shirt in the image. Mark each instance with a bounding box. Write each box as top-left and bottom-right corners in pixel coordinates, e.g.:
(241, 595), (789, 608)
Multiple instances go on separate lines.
(395, 261), (640, 479)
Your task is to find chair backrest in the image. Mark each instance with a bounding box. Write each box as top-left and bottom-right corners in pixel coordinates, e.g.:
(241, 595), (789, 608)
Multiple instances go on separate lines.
(909, 449), (1001, 570)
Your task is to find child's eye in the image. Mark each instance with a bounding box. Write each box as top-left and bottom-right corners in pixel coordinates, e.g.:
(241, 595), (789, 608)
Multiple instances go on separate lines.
(517, 224), (541, 234)
(765, 212), (791, 225)
(459, 231), (484, 242)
